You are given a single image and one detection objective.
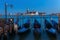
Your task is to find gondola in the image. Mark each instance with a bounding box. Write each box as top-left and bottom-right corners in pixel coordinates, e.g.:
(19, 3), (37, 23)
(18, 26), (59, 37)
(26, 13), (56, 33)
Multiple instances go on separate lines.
(51, 20), (58, 30)
(44, 19), (56, 37)
(18, 20), (30, 34)
(33, 19), (41, 38)
(51, 20), (60, 33)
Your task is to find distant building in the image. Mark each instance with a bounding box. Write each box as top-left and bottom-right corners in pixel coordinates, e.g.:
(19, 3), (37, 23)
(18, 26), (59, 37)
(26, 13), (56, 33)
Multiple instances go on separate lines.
(23, 11), (45, 16)
(56, 13), (60, 16)
(25, 11), (38, 15)
(49, 13), (58, 16)
(39, 12), (45, 16)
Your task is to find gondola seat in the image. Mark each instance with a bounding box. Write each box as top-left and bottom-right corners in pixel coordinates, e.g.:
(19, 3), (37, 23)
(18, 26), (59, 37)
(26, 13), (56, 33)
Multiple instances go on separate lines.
(46, 28), (56, 34)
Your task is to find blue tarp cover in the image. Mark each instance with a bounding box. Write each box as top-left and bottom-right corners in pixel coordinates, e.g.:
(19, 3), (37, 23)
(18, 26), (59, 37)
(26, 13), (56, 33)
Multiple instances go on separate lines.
(18, 27), (28, 33)
(48, 28), (56, 34)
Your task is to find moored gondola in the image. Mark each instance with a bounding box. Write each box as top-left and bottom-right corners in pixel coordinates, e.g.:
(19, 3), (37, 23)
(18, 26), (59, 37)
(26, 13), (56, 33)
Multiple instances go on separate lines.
(33, 19), (41, 39)
(18, 19), (30, 35)
(51, 20), (58, 30)
(44, 19), (56, 37)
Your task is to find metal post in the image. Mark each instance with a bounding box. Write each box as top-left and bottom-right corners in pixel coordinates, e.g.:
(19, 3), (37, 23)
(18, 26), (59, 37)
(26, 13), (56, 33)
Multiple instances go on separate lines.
(5, 3), (7, 23)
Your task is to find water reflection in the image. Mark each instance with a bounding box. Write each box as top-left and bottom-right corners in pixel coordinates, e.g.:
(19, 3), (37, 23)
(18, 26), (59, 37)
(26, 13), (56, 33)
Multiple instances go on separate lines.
(0, 30), (59, 40)
(47, 33), (57, 40)
(33, 31), (41, 40)
(18, 31), (30, 40)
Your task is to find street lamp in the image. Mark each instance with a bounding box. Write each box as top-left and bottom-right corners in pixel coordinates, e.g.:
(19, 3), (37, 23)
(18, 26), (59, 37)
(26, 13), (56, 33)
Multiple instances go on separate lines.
(4, 2), (13, 23)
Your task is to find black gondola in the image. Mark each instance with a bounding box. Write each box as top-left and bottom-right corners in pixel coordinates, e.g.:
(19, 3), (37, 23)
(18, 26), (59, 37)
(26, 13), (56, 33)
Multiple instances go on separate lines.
(44, 19), (56, 37)
(51, 20), (58, 30)
(18, 19), (30, 34)
(33, 19), (41, 39)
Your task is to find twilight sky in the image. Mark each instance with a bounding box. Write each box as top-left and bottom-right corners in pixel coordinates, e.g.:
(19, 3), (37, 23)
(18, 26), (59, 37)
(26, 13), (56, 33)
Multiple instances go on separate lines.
(0, 0), (60, 14)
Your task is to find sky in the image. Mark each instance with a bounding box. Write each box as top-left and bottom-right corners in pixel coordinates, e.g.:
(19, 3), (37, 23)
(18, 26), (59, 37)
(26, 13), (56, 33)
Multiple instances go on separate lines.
(0, 0), (60, 14)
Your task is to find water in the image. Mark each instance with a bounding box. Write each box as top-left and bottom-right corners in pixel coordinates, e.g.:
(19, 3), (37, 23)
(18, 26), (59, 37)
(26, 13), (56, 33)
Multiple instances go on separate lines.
(0, 29), (60, 40)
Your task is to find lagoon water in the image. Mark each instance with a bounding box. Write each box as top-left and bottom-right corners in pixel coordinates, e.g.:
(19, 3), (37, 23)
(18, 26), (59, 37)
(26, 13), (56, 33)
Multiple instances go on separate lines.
(0, 15), (60, 40)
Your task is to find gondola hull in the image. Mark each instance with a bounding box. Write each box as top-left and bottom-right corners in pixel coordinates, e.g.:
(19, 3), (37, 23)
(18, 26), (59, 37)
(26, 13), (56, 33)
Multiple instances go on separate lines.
(33, 19), (41, 38)
(45, 19), (57, 38)
(46, 28), (56, 37)
(18, 27), (30, 35)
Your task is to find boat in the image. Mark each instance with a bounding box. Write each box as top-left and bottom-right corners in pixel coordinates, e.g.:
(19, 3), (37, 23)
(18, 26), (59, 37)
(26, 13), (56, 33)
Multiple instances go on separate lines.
(44, 19), (56, 37)
(18, 19), (30, 34)
(33, 19), (41, 37)
(51, 20), (58, 30)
